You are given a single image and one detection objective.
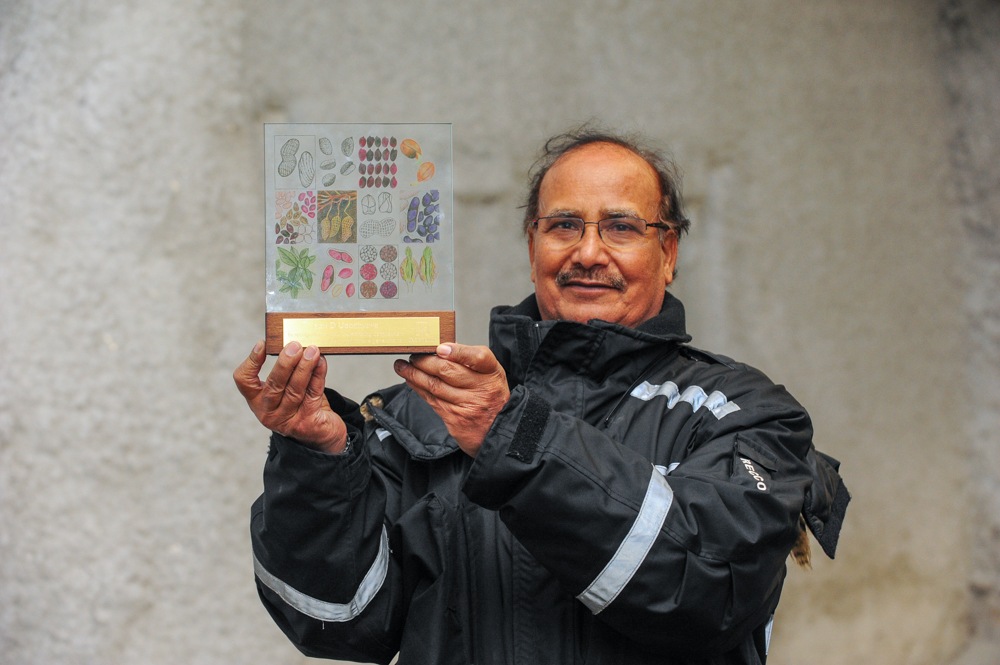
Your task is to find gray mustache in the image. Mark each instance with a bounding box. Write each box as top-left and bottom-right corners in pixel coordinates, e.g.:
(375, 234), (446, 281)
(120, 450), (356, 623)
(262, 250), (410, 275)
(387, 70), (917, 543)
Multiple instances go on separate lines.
(555, 268), (626, 290)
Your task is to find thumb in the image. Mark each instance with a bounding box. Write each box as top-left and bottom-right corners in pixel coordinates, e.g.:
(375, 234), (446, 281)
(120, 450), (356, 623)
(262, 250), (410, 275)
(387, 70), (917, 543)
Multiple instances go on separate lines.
(435, 343), (499, 375)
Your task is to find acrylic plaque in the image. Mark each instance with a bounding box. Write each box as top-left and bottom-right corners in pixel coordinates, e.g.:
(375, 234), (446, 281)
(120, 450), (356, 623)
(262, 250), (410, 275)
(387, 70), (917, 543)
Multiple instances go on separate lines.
(264, 123), (455, 354)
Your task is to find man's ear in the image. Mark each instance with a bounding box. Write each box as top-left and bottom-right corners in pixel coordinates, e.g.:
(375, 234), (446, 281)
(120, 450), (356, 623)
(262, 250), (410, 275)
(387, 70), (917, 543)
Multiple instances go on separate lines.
(662, 233), (678, 287)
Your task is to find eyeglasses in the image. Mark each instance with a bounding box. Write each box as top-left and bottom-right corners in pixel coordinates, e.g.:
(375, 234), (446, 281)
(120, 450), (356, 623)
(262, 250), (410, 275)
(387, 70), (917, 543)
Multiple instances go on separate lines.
(532, 216), (673, 250)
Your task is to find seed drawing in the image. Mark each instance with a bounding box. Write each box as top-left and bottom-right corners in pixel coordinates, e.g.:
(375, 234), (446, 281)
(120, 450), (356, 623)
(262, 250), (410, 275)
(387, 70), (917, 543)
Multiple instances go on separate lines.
(317, 190), (357, 243)
(355, 136), (400, 189)
(328, 248), (354, 263)
(274, 190), (295, 219)
(400, 138), (421, 159)
(277, 138), (299, 177)
(275, 198), (314, 245)
(403, 189), (442, 243)
(298, 151), (315, 188)
(416, 161), (435, 183)
(360, 218), (396, 239)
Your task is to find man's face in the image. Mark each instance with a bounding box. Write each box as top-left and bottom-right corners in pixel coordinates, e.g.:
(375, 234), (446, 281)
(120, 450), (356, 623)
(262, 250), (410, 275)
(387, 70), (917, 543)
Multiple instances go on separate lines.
(528, 142), (678, 328)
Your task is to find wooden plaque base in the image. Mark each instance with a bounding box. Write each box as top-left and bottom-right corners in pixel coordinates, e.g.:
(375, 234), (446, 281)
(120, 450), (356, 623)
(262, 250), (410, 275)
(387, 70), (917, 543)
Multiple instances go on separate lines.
(265, 311), (456, 355)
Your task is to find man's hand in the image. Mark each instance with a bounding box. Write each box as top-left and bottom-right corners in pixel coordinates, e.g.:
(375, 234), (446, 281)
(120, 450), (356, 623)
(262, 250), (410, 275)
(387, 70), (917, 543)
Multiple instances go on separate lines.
(394, 343), (510, 457)
(233, 340), (349, 454)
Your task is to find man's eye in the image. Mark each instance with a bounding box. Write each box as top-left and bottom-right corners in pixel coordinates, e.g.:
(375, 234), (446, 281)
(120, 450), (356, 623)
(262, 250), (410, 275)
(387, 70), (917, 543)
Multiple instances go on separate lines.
(606, 220), (642, 234)
(550, 218), (581, 230)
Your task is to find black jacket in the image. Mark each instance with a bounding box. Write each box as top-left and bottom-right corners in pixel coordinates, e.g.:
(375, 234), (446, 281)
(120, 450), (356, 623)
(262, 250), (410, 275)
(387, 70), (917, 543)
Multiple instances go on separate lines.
(251, 293), (849, 664)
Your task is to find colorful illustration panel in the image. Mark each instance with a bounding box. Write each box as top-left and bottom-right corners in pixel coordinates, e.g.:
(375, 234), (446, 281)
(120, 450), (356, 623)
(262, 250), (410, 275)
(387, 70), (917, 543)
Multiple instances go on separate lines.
(264, 123), (454, 316)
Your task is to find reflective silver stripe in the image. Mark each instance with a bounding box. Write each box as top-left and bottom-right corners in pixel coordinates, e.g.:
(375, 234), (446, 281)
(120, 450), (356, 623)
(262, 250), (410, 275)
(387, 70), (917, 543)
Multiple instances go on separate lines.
(375, 427), (392, 441)
(630, 380), (740, 420)
(577, 467), (674, 614)
(655, 462), (680, 476)
(765, 614), (774, 655)
(253, 525), (389, 622)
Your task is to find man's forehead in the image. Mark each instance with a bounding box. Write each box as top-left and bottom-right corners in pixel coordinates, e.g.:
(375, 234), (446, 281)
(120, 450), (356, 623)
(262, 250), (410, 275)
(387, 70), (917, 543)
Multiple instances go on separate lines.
(538, 144), (661, 213)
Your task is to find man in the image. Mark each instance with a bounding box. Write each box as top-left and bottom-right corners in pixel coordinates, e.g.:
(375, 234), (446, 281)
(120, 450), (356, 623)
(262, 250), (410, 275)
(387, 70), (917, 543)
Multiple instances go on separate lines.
(235, 128), (849, 664)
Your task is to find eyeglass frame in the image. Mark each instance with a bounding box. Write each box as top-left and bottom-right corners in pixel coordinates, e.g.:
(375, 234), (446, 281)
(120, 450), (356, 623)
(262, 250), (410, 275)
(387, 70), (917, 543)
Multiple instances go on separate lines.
(530, 215), (675, 249)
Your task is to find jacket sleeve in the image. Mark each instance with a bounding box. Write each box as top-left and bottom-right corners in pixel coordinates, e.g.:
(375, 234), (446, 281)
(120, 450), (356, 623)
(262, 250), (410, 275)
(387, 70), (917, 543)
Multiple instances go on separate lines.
(462, 372), (848, 657)
(249, 390), (405, 664)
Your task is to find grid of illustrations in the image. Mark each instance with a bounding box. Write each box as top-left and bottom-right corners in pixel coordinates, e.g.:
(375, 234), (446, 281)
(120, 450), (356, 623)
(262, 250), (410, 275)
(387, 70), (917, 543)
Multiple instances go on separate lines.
(265, 124), (453, 314)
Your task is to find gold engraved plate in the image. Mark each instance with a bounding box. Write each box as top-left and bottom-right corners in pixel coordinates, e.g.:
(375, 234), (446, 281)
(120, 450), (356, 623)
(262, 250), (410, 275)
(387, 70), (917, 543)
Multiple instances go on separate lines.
(283, 317), (441, 349)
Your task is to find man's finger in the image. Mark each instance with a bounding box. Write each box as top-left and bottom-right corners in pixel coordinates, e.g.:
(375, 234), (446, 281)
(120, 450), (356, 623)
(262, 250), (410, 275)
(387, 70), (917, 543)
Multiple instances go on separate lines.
(303, 350), (329, 402)
(234, 340), (266, 399)
(279, 345), (322, 410)
(259, 341), (304, 406)
(394, 358), (460, 402)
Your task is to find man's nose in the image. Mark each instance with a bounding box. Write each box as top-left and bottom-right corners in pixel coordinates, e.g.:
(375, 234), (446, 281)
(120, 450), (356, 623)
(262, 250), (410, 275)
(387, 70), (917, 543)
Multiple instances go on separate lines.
(571, 224), (611, 265)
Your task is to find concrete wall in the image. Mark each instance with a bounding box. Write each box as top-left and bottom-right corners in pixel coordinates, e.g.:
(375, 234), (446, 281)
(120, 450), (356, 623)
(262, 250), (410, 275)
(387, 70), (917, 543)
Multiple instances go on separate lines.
(0, 1), (996, 663)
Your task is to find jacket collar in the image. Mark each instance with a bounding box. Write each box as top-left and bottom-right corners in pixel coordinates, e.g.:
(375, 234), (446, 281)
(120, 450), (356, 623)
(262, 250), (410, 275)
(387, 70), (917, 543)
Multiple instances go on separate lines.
(489, 292), (692, 388)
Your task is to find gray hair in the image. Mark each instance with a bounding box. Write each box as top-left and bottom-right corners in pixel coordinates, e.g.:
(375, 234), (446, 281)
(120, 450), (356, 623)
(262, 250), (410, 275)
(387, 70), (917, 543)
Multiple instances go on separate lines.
(520, 125), (690, 239)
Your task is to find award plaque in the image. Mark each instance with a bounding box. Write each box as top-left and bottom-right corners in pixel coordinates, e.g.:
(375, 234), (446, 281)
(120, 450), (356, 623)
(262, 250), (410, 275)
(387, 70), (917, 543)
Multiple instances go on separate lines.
(264, 123), (455, 354)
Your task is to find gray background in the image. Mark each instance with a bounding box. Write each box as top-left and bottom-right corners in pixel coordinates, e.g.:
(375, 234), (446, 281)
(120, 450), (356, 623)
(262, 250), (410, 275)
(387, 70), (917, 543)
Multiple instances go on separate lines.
(1, 1), (998, 663)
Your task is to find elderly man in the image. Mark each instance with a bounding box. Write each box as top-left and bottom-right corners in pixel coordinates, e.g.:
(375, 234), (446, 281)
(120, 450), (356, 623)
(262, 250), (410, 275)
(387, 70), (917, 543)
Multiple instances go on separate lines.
(235, 128), (848, 664)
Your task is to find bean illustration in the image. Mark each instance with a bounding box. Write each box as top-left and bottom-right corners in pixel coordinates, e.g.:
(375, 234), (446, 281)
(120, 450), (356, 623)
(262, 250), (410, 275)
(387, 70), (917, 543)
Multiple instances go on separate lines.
(278, 137), (300, 176)
(416, 161), (435, 183)
(340, 213), (355, 242)
(400, 138), (421, 159)
(319, 137), (333, 155)
(278, 158), (296, 178)
(280, 138), (300, 159)
(298, 151), (315, 187)
(360, 218), (396, 238)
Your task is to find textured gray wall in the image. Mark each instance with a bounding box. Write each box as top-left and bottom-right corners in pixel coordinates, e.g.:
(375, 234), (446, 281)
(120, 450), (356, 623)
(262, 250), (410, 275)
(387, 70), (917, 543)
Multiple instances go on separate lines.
(1, 1), (996, 664)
